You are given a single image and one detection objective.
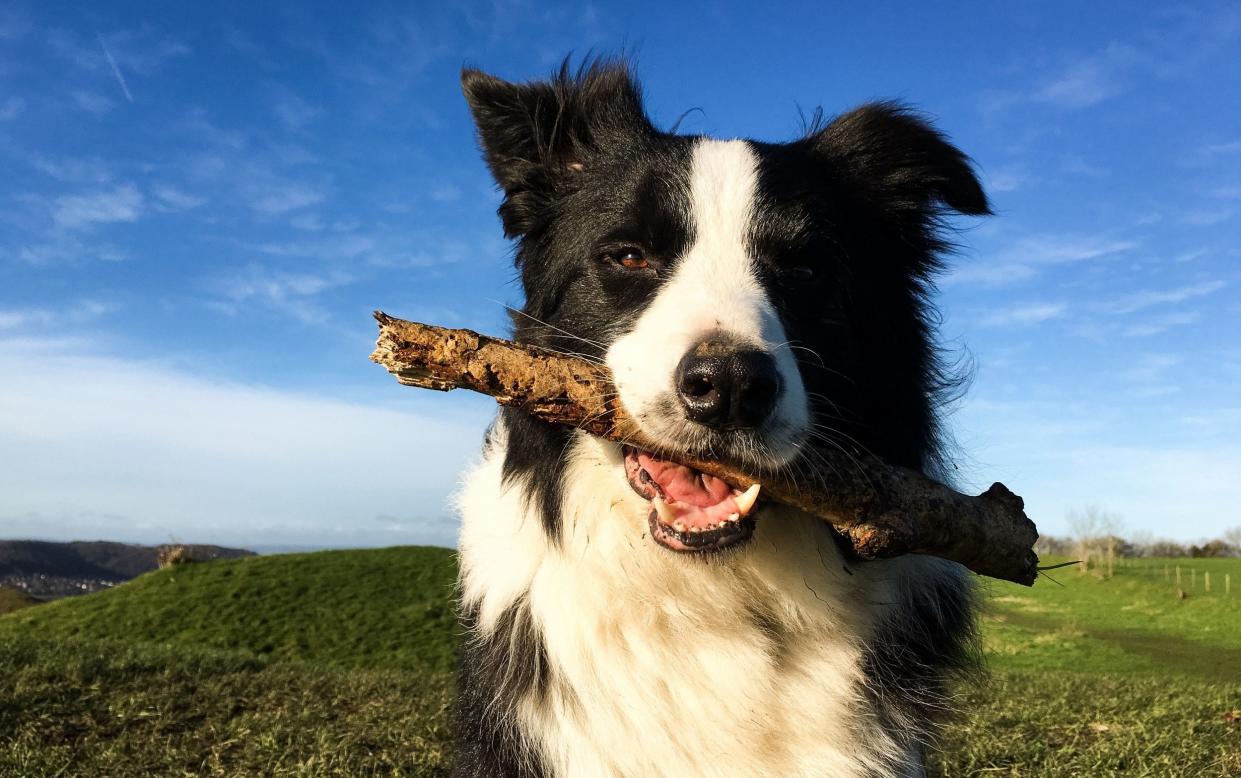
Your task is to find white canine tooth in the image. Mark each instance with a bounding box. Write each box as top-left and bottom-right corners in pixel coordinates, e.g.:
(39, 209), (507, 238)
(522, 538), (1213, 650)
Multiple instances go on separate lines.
(653, 496), (677, 525)
(734, 483), (761, 516)
(727, 513), (740, 523)
(673, 520), (687, 533)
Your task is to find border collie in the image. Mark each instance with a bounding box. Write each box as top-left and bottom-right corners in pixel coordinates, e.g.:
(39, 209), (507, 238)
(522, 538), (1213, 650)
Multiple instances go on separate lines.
(452, 59), (990, 778)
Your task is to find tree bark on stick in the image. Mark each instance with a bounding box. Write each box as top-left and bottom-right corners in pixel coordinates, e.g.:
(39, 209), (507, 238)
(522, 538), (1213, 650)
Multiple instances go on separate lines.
(370, 311), (1040, 585)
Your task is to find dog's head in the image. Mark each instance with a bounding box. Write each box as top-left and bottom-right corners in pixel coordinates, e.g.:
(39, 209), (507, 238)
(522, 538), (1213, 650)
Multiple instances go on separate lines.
(464, 60), (988, 554)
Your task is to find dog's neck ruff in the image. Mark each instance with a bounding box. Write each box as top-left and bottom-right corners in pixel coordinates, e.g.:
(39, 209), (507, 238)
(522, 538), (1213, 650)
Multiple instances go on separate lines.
(457, 422), (936, 778)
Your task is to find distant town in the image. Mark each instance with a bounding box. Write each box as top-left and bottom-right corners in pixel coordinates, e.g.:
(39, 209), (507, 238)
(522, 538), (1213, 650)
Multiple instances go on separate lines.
(0, 540), (254, 602)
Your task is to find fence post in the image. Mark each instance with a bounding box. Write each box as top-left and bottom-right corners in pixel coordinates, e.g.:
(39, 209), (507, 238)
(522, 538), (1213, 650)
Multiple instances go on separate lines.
(1206, 572), (1211, 593)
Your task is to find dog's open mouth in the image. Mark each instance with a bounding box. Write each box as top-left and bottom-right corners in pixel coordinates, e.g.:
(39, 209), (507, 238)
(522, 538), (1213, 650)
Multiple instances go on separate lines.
(623, 446), (761, 554)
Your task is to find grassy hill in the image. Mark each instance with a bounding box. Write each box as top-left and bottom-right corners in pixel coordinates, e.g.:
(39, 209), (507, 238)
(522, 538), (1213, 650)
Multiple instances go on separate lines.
(2, 549), (1238, 776)
(0, 586), (38, 615)
(0, 546), (458, 675)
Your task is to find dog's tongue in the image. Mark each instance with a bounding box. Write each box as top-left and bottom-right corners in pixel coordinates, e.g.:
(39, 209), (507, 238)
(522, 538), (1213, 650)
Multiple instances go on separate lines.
(636, 452), (745, 530)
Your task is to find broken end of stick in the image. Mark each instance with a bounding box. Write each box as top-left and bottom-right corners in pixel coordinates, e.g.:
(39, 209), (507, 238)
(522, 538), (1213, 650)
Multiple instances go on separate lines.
(980, 481), (1025, 514)
(370, 313), (461, 391)
(978, 482), (1040, 586)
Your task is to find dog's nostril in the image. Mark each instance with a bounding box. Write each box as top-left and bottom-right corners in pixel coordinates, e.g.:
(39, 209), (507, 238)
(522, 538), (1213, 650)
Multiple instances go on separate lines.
(675, 344), (781, 430)
(682, 375), (714, 398)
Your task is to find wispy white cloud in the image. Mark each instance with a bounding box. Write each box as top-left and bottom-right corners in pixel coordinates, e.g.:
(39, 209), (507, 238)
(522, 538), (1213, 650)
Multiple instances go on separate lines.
(0, 300), (120, 330)
(69, 89), (115, 116)
(1202, 138), (1241, 157)
(271, 90), (322, 130)
(1173, 248), (1210, 263)
(150, 184), (207, 211)
(1099, 280), (1226, 314)
(986, 5), (1241, 120)
(52, 184), (144, 229)
(180, 109), (247, 151)
(16, 237), (130, 266)
(1121, 353), (1182, 384)
(242, 180), (328, 215)
(1034, 43), (1140, 109)
(1180, 207), (1235, 226)
(210, 265), (353, 324)
(95, 30), (134, 102)
(30, 153), (113, 184)
(255, 234), (377, 261)
(978, 302), (1067, 327)
(948, 235), (1139, 287)
(1123, 311), (1202, 337)
(50, 26), (188, 80)
(430, 184), (463, 202)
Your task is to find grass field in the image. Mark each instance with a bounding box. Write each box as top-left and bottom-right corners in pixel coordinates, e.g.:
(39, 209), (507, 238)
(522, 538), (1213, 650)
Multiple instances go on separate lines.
(1, 549), (1237, 776)
(931, 557), (1241, 776)
(0, 586), (38, 616)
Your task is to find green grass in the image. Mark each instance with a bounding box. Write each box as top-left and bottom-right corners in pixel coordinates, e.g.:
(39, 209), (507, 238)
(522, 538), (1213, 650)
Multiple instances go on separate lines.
(977, 557), (1241, 680)
(0, 586), (38, 615)
(2, 549), (1239, 776)
(931, 670), (1240, 776)
(0, 635), (453, 777)
(0, 546), (459, 675)
(930, 557), (1241, 776)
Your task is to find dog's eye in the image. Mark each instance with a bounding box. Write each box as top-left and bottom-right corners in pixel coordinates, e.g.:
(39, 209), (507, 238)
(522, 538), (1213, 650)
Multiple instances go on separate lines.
(613, 249), (649, 270)
(785, 265), (816, 281)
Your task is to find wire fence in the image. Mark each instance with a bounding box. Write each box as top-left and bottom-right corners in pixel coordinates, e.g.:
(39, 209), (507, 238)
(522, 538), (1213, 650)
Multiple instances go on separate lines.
(1073, 555), (1235, 597)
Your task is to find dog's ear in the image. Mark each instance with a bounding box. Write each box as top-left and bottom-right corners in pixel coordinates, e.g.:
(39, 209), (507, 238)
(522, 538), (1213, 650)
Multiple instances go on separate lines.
(462, 60), (654, 237)
(812, 102), (991, 220)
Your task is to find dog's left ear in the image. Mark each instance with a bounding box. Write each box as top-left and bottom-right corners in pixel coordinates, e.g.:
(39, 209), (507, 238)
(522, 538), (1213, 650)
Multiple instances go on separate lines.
(462, 60), (654, 237)
(812, 101), (991, 220)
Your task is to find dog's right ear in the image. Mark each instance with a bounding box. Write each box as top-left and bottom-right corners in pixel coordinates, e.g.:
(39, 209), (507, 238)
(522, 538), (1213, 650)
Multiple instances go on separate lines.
(462, 60), (653, 237)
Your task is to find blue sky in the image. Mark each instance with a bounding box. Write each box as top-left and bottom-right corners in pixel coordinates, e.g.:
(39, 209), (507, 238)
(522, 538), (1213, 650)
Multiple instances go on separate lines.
(1, 1), (1239, 548)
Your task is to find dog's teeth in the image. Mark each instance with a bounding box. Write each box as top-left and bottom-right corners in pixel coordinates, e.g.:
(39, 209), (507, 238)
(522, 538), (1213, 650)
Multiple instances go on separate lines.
(652, 496), (677, 525)
(673, 521), (687, 533)
(735, 483), (761, 516)
(689, 526), (702, 534)
(727, 513), (740, 523)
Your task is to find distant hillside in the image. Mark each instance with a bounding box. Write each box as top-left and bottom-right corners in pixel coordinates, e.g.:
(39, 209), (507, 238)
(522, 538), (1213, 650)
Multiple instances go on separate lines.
(0, 540), (254, 598)
(0, 540), (254, 579)
(0, 546), (459, 674)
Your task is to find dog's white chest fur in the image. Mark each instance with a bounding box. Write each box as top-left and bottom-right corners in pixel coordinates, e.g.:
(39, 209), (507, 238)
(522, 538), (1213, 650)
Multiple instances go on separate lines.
(458, 425), (927, 777)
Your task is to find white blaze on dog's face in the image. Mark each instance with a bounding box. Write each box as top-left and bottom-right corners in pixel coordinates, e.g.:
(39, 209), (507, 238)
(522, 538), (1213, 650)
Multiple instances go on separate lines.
(607, 139), (810, 468)
(462, 63), (991, 555)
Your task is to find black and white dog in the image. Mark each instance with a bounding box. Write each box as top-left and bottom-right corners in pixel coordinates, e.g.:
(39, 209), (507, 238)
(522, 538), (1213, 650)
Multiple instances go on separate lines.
(452, 60), (989, 778)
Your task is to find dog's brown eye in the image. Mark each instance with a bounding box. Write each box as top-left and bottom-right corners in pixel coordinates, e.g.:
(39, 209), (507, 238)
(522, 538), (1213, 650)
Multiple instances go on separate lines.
(616, 250), (648, 270)
(788, 265), (816, 280)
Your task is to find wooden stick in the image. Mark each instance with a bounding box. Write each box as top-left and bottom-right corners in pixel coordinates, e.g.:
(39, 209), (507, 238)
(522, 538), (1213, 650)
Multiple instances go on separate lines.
(370, 312), (1040, 585)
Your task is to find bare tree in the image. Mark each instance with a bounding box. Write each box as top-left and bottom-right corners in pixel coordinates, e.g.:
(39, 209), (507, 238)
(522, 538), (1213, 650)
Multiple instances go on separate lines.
(1067, 505), (1124, 577)
(1225, 526), (1241, 552)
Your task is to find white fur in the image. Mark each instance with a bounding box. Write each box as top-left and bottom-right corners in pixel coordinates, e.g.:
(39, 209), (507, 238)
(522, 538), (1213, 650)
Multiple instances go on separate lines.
(458, 424), (929, 777)
(606, 139), (809, 465)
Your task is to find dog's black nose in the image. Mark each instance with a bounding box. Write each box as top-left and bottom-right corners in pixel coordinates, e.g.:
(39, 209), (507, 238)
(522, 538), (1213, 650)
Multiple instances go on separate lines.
(675, 342), (781, 429)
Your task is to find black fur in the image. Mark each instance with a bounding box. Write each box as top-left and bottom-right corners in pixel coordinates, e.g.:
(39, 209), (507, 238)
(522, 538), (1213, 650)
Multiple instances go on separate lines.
(457, 57), (988, 775)
(464, 59), (696, 537)
(453, 598), (550, 778)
